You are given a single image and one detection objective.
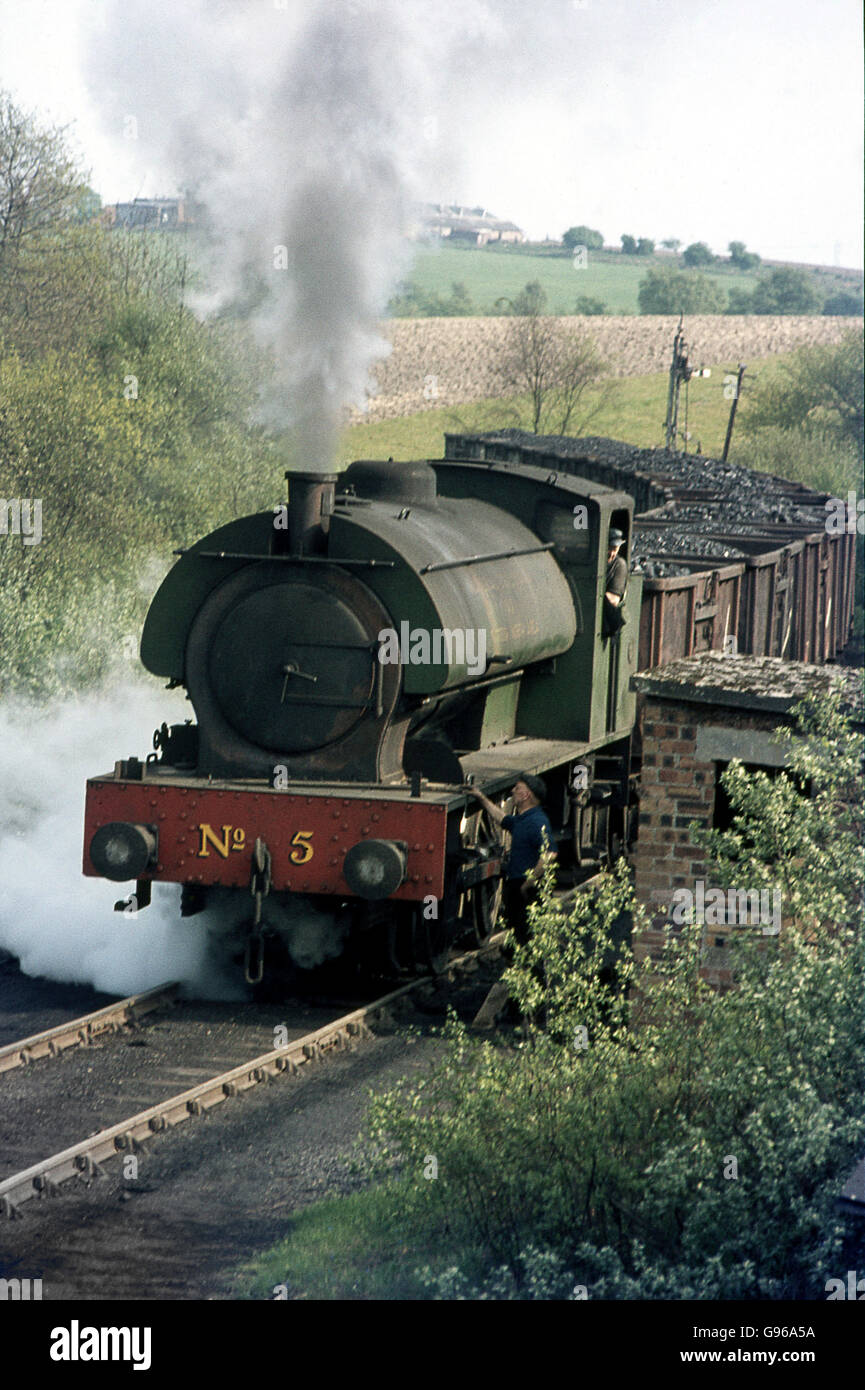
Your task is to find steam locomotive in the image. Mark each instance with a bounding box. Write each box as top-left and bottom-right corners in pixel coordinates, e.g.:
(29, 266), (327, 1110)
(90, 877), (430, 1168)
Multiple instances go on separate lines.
(82, 435), (854, 987)
(83, 449), (639, 983)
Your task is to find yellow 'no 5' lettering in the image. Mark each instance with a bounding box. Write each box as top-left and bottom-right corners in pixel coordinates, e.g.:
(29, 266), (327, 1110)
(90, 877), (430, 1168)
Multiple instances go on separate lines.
(197, 824), (246, 858)
(289, 830), (314, 864)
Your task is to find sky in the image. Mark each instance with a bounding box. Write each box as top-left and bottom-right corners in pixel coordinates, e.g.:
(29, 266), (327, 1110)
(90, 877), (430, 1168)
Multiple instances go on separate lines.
(0, 0), (862, 268)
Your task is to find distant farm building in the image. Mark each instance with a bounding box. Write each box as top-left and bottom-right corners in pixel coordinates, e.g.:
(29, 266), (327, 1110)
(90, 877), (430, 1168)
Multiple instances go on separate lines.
(416, 204), (525, 246)
(108, 197), (194, 230)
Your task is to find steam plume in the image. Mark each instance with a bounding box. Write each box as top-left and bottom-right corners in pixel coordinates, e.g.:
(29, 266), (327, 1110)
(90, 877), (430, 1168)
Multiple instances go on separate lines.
(0, 682), (244, 999)
(85, 0), (508, 469)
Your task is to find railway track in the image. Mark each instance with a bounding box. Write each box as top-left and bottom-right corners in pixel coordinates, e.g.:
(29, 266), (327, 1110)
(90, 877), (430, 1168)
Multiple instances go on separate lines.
(0, 935), (505, 1219)
(0, 982), (180, 1076)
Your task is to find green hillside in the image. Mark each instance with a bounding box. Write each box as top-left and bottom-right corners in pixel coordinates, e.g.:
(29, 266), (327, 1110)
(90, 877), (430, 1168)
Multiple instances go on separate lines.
(392, 242), (862, 317)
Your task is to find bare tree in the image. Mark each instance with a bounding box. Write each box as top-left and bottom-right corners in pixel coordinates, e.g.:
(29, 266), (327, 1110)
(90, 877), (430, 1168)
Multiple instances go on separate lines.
(495, 282), (613, 435)
(0, 93), (112, 353)
(0, 95), (83, 265)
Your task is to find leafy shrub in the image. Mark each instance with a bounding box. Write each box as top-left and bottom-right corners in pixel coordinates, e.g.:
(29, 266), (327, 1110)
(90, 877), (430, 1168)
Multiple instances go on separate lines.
(750, 268), (821, 315)
(365, 691), (864, 1299)
(574, 296), (608, 316)
(563, 226), (604, 252)
(387, 279), (476, 317)
(682, 242), (715, 268)
(0, 302), (275, 698)
(638, 267), (726, 314)
(738, 329), (863, 463)
(822, 291), (864, 316)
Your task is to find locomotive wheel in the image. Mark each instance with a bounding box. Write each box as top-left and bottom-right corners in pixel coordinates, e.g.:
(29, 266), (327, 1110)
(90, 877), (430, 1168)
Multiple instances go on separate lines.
(460, 804), (504, 945)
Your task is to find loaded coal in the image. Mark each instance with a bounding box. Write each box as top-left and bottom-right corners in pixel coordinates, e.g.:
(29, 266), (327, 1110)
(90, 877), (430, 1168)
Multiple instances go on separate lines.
(450, 431), (829, 561)
(630, 557), (697, 578)
(632, 536), (746, 565)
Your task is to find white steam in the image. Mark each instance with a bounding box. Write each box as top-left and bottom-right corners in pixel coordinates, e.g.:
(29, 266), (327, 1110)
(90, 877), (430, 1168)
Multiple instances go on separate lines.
(0, 681), (244, 1000)
(85, 0), (508, 469)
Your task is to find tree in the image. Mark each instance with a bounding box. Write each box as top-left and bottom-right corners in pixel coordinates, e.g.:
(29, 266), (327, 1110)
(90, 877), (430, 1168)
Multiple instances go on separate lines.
(636, 237), (655, 256)
(638, 266), (726, 314)
(750, 267), (820, 315)
(728, 240), (761, 270)
(660, 238), (681, 252)
(495, 281), (610, 435)
(740, 328), (864, 461)
(562, 225), (603, 251)
(72, 185), (103, 224)
(822, 290), (864, 316)
(620, 234), (637, 255)
(0, 305), (276, 697)
(0, 94), (84, 262)
(387, 278), (475, 317)
(574, 296), (607, 316)
(726, 287), (754, 314)
(0, 93), (121, 355)
(682, 241), (715, 267)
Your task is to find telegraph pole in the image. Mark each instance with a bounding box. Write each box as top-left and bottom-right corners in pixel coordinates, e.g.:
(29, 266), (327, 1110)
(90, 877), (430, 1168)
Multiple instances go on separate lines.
(721, 363), (748, 461)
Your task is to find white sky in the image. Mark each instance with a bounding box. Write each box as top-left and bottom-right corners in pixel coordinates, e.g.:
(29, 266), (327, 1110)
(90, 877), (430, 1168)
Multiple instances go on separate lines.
(1, 0), (862, 267)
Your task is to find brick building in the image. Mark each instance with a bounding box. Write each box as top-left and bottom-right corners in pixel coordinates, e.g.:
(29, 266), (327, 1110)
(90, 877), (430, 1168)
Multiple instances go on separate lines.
(630, 652), (862, 979)
(415, 203), (525, 245)
(108, 197), (194, 230)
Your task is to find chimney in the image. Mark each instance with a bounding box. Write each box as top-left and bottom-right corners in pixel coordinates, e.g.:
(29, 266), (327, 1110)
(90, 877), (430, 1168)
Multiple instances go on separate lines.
(284, 471), (337, 557)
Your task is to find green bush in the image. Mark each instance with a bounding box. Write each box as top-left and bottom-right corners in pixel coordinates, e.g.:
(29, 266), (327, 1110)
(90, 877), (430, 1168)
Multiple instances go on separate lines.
(682, 242), (715, 268)
(0, 96), (281, 698)
(0, 303), (276, 698)
(575, 296), (608, 316)
(638, 266), (726, 314)
(563, 226), (604, 252)
(362, 690), (863, 1298)
(729, 426), (860, 498)
(751, 268), (821, 315)
(738, 329), (864, 464)
(823, 291), (864, 316)
(387, 279), (477, 317)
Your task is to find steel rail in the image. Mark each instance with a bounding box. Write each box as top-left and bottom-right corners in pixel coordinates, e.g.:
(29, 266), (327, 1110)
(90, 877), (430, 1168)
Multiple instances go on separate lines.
(0, 937), (504, 1218)
(0, 982), (180, 1076)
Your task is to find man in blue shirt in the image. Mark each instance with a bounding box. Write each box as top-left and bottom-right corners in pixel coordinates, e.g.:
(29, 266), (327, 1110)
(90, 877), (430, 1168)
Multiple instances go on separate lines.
(469, 773), (556, 949)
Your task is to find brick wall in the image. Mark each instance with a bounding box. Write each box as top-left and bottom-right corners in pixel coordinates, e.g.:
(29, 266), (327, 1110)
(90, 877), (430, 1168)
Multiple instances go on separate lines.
(632, 695), (799, 982)
(633, 697), (714, 962)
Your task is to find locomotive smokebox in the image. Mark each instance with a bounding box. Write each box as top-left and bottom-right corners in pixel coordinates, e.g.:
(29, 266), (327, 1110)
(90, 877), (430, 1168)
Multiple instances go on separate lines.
(285, 470), (337, 556)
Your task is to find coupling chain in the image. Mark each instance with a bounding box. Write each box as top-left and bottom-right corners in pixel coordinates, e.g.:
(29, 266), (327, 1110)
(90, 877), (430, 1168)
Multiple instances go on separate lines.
(245, 838), (272, 985)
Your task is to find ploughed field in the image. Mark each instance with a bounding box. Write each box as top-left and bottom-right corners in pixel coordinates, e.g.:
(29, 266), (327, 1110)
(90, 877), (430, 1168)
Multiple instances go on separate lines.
(356, 314), (861, 422)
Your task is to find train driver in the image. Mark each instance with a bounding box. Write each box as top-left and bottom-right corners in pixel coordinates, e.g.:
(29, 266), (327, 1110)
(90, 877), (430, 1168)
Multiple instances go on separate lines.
(603, 527), (628, 637)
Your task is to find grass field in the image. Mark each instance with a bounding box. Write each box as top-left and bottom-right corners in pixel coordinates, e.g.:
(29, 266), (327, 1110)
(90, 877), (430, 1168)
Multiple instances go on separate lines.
(342, 358), (749, 462)
(394, 243), (862, 317)
(398, 244), (758, 315)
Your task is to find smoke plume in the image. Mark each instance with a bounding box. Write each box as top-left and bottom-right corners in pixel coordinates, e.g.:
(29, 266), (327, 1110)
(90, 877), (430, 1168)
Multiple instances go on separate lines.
(0, 680), (244, 999)
(85, 0), (510, 470)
